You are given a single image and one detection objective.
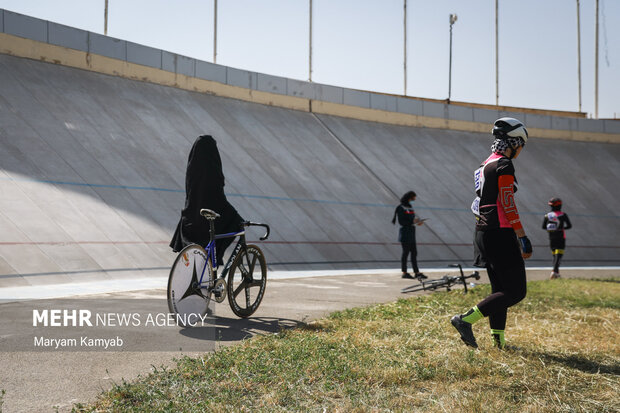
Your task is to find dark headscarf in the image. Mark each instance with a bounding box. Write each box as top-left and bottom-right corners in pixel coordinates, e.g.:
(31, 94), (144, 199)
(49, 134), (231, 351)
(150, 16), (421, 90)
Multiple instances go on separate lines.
(391, 191), (416, 224)
(170, 135), (243, 262)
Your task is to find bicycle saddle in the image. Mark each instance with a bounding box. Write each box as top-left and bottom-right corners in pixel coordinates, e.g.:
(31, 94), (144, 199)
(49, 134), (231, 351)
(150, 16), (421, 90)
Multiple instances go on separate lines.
(200, 209), (221, 219)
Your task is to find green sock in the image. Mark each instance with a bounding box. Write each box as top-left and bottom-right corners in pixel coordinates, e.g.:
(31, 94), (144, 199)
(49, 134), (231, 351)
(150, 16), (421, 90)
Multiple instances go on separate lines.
(461, 306), (484, 324)
(491, 329), (505, 348)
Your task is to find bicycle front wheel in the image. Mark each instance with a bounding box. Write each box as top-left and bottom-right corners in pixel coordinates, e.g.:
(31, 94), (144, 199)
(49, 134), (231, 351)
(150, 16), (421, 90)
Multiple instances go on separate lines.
(168, 244), (213, 327)
(227, 244), (267, 318)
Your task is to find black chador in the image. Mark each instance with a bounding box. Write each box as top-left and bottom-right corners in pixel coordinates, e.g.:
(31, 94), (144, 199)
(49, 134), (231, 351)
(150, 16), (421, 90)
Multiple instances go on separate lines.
(170, 135), (243, 264)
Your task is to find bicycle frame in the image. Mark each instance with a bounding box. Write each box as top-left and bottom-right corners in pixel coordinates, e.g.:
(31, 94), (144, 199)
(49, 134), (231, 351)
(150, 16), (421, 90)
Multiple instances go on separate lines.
(196, 229), (245, 289)
(196, 218), (270, 291)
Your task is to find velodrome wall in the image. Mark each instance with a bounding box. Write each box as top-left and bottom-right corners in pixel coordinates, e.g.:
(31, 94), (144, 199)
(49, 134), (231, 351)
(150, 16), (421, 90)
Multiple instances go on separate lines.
(0, 10), (618, 289)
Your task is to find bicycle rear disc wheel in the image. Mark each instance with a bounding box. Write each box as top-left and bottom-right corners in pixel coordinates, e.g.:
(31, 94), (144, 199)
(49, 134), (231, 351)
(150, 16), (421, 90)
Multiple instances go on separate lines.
(227, 244), (267, 318)
(168, 244), (212, 326)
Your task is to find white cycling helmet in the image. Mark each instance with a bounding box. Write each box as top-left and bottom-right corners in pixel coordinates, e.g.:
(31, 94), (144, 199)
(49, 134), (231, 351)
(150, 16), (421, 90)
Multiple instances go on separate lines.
(492, 117), (528, 144)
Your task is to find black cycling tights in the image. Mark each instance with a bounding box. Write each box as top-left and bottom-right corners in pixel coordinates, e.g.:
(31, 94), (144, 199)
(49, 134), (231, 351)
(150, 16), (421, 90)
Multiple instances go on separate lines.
(475, 229), (527, 331)
(553, 253), (563, 273)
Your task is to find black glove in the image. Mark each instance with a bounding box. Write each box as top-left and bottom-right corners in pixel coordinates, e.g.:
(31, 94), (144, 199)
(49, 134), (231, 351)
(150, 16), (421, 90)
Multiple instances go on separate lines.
(518, 236), (532, 254)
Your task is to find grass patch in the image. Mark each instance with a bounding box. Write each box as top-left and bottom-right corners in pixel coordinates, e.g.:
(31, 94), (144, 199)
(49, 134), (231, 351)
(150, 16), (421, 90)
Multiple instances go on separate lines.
(76, 279), (619, 412)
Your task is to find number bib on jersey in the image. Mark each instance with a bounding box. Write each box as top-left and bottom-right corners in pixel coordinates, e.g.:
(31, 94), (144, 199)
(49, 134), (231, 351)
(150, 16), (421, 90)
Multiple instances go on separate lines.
(472, 164), (486, 217)
(546, 212), (560, 231)
(471, 197), (480, 216)
(474, 166), (484, 194)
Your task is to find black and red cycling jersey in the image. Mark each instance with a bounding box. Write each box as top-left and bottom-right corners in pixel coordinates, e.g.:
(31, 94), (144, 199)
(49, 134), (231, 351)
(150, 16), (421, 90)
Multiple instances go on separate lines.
(471, 153), (523, 232)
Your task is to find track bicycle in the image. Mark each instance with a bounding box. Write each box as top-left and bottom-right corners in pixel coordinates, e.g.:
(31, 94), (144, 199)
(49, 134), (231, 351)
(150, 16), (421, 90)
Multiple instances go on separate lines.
(401, 264), (480, 294)
(168, 209), (270, 322)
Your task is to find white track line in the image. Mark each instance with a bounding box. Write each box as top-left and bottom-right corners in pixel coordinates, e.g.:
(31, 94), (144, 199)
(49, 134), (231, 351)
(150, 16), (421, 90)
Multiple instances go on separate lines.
(1, 266), (618, 302)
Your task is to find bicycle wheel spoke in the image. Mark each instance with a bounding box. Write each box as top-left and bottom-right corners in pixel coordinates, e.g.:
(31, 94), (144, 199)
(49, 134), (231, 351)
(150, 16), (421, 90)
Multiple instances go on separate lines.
(245, 285), (251, 308)
(233, 280), (247, 299)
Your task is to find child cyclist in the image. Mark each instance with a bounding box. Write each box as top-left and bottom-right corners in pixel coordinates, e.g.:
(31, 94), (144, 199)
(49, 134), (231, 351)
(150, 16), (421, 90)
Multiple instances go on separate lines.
(451, 118), (533, 349)
(542, 197), (572, 279)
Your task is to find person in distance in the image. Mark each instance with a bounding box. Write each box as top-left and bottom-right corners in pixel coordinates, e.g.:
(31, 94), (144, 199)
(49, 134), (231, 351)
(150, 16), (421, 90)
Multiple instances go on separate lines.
(392, 191), (427, 280)
(542, 197), (572, 279)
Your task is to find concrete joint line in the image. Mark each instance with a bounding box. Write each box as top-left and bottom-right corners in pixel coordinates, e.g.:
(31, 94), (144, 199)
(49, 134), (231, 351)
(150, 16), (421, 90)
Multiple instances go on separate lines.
(311, 113), (463, 262)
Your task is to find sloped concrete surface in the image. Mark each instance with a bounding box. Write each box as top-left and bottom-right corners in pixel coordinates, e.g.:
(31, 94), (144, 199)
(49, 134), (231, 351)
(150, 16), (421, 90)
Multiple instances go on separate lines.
(0, 53), (619, 292)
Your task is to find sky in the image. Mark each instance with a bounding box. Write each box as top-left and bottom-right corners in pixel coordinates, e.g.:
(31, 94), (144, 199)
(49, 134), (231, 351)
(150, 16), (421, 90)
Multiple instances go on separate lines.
(0, 0), (618, 119)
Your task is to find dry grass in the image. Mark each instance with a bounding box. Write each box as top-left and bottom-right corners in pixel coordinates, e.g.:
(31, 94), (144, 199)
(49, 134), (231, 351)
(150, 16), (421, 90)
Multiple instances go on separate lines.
(76, 278), (619, 412)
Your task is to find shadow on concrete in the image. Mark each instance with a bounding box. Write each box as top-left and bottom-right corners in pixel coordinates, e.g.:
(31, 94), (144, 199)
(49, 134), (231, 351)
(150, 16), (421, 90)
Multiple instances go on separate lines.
(179, 316), (303, 343)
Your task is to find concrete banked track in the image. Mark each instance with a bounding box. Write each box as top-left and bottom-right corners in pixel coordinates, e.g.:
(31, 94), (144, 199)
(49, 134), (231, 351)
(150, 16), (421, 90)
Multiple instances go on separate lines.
(0, 53), (619, 289)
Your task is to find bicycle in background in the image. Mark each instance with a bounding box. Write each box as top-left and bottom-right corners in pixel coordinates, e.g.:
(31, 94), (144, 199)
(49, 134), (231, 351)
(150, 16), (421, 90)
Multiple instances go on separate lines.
(401, 264), (480, 294)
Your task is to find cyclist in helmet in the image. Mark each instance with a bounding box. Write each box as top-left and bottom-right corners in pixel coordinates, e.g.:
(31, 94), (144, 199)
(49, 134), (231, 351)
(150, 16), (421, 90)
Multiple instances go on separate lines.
(451, 117), (532, 349)
(542, 197), (572, 279)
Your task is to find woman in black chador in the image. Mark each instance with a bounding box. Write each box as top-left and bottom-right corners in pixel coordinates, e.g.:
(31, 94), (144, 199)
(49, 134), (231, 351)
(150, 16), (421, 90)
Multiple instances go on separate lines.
(170, 135), (243, 265)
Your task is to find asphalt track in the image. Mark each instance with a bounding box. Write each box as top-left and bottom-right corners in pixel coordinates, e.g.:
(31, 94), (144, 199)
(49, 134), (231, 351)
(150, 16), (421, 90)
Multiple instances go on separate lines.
(1, 268), (618, 412)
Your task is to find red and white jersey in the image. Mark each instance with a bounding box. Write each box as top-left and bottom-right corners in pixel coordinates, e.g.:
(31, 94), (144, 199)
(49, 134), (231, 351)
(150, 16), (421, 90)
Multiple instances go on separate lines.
(471, 153), (522, 232)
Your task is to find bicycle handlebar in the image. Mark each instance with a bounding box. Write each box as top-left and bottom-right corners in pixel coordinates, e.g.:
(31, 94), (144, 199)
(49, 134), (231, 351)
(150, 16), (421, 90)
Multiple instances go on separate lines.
(245, 222), (270, 240)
